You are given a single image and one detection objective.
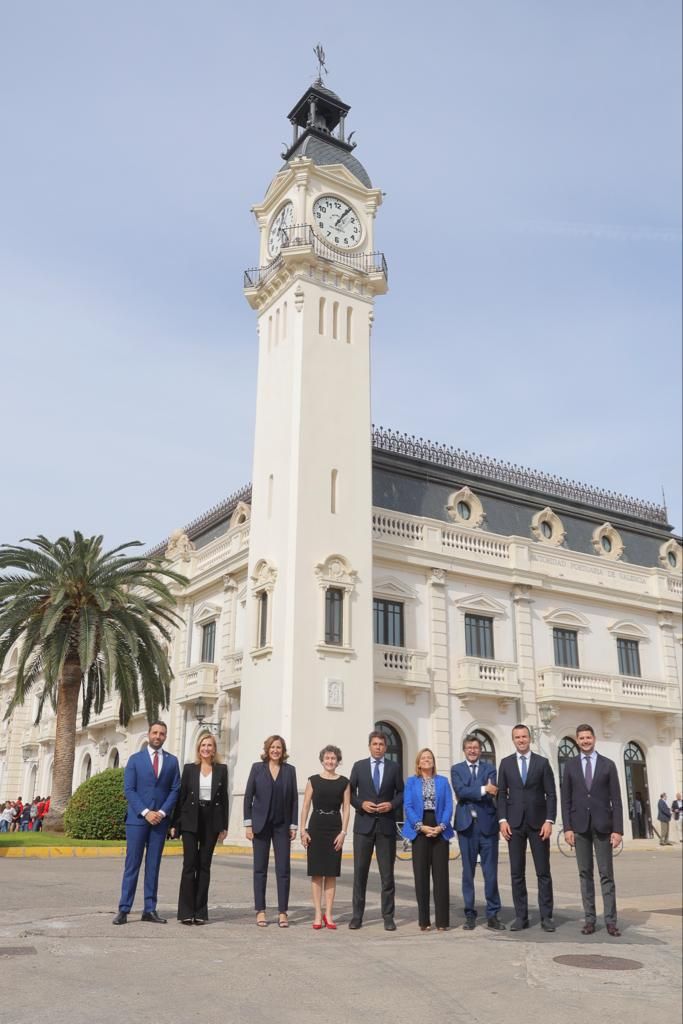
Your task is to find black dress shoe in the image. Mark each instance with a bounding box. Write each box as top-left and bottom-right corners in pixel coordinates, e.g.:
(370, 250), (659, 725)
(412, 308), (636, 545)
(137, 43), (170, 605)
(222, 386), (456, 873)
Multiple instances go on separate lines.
(141, 911), (167, 924)
(348, 919), (362, 930)
(509, 918), (530, 932)
(541, 918), (556, 933)
(384, 919), (397, 932)
(487, 916), (506, 931)
(180, 919), (193, 926)
(462, 916), (476, 930)
(112, 912), (128, 926)
(193, 918), (207, 925)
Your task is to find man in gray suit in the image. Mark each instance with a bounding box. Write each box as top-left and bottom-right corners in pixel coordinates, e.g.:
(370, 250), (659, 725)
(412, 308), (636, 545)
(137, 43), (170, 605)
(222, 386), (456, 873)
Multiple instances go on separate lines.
(561, 723), (623, 937)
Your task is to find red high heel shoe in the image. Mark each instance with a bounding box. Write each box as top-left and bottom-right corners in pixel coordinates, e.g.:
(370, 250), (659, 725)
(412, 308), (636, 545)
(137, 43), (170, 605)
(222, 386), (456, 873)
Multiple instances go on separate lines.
(312, 919), (323, 930)
(323, 915), (337, 930)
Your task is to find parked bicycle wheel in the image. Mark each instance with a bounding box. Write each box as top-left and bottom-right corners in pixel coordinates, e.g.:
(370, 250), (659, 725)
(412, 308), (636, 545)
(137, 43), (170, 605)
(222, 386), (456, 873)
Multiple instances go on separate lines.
(557, 828), (624, 857)
(395, 822), (413, 861)
(449, 837), (461, 861)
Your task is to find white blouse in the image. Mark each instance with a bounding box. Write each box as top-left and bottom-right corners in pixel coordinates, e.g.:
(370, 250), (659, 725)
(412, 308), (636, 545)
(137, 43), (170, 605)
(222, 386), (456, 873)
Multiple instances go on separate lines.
(199, 771), (212, 801)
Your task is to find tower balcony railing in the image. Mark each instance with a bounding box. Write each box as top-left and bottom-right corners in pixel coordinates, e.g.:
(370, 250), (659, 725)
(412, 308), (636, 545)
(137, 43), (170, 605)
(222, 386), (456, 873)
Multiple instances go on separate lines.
(244, 224), (388, 289)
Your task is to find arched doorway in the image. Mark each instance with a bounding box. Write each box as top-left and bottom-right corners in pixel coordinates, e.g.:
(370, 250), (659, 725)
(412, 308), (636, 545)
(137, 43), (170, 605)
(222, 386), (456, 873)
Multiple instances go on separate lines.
(27, 763), (38, 801)
(81, 754), (92, 784)
(374, 720), (403, 778)
(624, 741), (651, 839)
(471, 729), (496, 768)
(557, 736), (579, 789)
(108, 748), (120, 770)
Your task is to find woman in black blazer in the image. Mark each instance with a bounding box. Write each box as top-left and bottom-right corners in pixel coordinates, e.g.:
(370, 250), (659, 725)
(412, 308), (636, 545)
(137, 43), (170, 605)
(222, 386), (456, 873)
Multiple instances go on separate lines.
(243, 735), (298, 928)
(172, 732), (229, 924)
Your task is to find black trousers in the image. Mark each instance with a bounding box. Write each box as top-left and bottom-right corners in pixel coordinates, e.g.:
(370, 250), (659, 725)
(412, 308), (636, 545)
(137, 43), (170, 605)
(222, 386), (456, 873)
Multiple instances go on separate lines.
(508, 819), (553, 921)
(252, 821), (291, 913)
(352, 824), (396, 922)
(574, 828), (617, 926)
(411, 811), (450, 928)
(177, 804), (219, 921)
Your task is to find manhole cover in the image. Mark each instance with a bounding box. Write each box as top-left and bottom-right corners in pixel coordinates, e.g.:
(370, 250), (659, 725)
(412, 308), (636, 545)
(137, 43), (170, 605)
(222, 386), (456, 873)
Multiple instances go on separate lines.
(554, 954), (643, 971)
(0, 947), (38, 959)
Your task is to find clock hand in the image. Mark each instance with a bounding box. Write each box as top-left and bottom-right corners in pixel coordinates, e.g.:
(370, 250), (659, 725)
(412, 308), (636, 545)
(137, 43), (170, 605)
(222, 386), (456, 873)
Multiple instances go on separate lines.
(335, 206), (352, 227)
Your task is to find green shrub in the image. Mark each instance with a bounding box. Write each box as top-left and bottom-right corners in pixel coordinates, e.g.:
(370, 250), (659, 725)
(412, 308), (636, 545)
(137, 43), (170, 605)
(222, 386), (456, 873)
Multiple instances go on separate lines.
(64, 768), (127, 840)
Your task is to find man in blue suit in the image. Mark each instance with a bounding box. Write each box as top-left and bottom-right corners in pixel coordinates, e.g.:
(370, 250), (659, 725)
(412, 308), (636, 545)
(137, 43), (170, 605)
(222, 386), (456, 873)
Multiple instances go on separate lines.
(113, 721), (181, 925)
(451, 734), (505, 930)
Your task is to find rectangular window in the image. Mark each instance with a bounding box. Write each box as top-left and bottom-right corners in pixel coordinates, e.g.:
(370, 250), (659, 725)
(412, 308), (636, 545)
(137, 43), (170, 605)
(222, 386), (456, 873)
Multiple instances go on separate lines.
(325, 588), (344, 645)
(201, 621), (216, 663)
(553, 628), (579, 668)
(617, 638), (641, 677)
(373, 599), (405, 647)
(464, 614), (494, 659)
(258, 592), (268, 649)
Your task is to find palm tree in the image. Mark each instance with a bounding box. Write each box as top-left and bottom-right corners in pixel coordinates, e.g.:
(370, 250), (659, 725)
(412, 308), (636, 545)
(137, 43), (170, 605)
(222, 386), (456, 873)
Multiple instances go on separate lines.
(0, 533), (187, 830)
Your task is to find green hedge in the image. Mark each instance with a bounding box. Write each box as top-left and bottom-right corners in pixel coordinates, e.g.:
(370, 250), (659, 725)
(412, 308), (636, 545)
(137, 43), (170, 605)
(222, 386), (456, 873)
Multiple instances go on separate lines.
(64, 768), (127, 840)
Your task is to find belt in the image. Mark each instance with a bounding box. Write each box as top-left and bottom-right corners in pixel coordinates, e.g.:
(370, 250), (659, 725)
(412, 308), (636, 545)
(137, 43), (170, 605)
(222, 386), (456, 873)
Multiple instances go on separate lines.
(198, 800), (212, 807)
(313, 809), (338, 815)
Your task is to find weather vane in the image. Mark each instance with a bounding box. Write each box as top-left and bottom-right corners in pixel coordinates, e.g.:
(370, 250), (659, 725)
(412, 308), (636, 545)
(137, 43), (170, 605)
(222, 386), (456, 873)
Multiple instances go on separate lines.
(314, 43), (328, 82)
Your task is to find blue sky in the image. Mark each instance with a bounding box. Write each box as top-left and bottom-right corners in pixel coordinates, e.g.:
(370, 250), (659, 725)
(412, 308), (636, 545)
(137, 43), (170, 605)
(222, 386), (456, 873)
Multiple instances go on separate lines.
(1, 1), (681, 548)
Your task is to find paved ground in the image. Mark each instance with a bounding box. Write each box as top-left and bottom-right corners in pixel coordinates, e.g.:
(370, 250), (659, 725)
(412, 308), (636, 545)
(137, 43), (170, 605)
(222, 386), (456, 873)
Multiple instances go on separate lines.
(1, 844), (680, 1024)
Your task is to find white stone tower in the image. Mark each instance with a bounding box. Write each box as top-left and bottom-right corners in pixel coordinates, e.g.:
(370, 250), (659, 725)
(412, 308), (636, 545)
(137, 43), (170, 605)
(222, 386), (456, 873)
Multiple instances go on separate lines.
(229, 79), (388, 827)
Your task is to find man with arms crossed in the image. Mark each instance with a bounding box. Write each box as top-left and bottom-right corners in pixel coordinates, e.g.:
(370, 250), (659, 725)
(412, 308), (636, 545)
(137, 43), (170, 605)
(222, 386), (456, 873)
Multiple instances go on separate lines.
(348, 730), (404, 931)
(451, 733), (505, 930)
(561, 723), (623, 936)
(498, 724), (557, 932)
(113, 721), (181, 925)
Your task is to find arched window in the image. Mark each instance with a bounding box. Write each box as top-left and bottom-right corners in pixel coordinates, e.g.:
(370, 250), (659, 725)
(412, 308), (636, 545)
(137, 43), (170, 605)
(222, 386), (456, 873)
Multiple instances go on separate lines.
(557, 736), (579, 788)
(318, 297), (326, 334)
(346, 306), (353, 343)
(330, 468), (338, 514)
(332, 301), (339, 339)
(82, 754), (92, 783)
(471, 729), (496, 767)
(109, 748), (120, 770)
(375, 720), (403, 777)
(624, 741), (645, 765)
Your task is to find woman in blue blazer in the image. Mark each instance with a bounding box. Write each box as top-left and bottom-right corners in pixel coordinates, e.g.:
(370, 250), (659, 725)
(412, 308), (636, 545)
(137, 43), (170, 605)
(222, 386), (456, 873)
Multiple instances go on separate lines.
(403, 749), (454, 931)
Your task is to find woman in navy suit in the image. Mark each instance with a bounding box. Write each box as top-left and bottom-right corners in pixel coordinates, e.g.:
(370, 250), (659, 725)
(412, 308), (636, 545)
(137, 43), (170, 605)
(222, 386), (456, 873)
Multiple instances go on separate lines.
(243, 735), (298, 928)
(402, 748), (454, 931)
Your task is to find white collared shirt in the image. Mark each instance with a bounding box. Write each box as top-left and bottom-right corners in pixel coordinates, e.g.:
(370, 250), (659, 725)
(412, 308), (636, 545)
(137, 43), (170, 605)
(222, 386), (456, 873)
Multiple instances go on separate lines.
(142, 745), (166, 819)
(199, 770), (212, 801)
(370, 757), (385, 789)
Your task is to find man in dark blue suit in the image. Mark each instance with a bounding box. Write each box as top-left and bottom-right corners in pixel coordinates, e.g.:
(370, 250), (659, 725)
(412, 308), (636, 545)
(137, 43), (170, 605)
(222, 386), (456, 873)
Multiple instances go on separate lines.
(451, 734), (505, 930)
(113, 721), (181, 925)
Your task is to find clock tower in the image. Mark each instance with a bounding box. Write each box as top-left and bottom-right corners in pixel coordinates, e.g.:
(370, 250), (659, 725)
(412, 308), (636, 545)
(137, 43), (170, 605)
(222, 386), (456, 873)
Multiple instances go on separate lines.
(230, 78), (387, 827)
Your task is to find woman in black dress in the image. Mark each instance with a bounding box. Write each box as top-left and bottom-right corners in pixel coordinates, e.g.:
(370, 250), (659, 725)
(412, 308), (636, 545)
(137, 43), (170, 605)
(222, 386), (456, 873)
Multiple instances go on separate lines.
(300, 745), (350, 929)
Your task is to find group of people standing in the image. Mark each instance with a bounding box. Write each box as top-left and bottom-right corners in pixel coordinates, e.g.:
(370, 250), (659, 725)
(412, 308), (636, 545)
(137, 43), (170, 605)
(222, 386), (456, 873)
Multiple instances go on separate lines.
(0, 795), (49, 832)
(111, 720), (631, 936)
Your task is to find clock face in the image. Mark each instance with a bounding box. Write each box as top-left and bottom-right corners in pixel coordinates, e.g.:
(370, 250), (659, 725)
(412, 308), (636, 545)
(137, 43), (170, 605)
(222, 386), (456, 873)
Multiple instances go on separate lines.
(312, 195), (362, 249)
(267, 202), (294, 258)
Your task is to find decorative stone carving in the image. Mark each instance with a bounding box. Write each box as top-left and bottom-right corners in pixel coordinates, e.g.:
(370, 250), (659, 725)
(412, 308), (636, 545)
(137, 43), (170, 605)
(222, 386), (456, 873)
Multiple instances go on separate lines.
(314, 554), (357, 592)
(659, 538), (682, 572)
(531, 507), (566, 546)
(294, 285), (305, 312)
(230, 502), (251, 529)
(165, 529), (195, 563)
(430, 568), (446, 585)
(602, 709), (621, 738)
(538, 703), (558, 730)
(592, 523), (624, 560)
(325, 679), (344, 709)
(446, 486), (485, 529)
(251, 559), (278, 591)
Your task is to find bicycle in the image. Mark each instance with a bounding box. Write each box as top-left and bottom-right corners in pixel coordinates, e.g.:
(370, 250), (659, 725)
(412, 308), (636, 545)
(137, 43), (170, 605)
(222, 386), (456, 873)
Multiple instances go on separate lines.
(557, 827), (623, 858)
(395, 821), (461, 861)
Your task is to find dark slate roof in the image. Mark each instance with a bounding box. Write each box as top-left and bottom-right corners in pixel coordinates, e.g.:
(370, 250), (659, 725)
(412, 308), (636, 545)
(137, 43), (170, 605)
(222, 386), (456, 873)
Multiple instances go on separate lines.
(145, 429), (676, 570)
(283, 134), (371, 188)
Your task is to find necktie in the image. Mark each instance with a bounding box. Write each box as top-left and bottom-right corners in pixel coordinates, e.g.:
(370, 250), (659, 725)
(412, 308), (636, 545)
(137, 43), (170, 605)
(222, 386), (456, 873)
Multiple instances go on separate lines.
(153, 752), (159, 779)
(373, 760), (381, 793)
(584, 756), (592, 790)
(470, 763), (477, 782)
(520, 755), (527, 784)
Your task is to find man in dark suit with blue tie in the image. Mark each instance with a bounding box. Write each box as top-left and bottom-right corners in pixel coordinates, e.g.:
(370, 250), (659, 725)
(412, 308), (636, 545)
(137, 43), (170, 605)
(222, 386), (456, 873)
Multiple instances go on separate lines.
(561, 723), (623, 936)
(451, 734), (505, 930)
(113, 721), (181, 925)
(498, 724), (557, 932)
(348, 730), (404, 931)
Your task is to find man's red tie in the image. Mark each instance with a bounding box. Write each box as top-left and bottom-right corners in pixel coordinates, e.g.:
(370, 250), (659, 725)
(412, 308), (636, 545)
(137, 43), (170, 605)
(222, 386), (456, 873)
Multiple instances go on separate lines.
(153, 752), (159, 778)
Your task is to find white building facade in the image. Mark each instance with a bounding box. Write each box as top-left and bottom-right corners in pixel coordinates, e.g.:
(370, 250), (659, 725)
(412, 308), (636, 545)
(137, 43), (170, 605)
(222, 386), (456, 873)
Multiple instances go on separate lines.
(1, 81), (681, 841)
